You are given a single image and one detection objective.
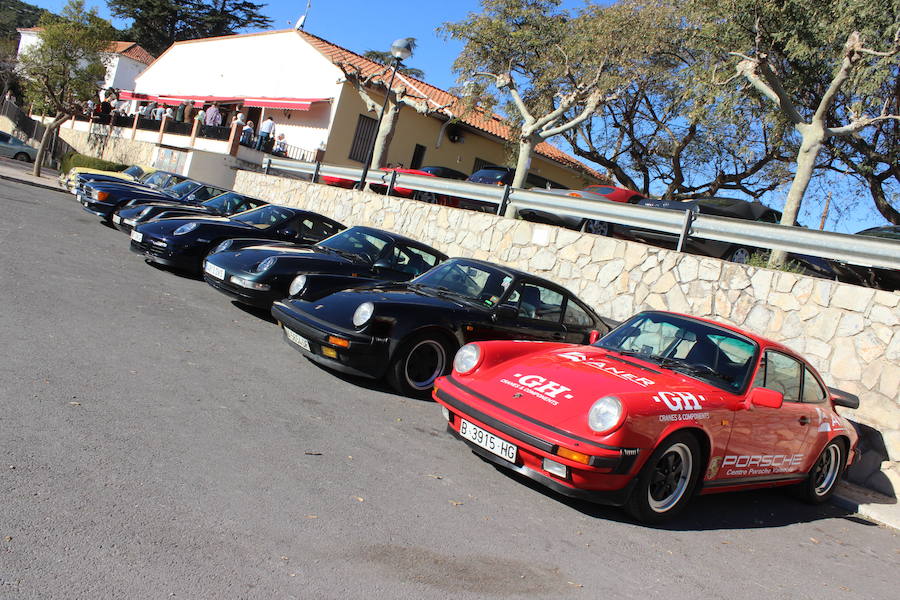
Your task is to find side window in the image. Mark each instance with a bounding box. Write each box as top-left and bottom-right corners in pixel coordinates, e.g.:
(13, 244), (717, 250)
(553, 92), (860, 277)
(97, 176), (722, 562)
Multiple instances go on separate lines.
(303, 217), (339, 240)
(754, 351), (802, 402)
(394, 245), (440, 276)
(513, 283), (564, 322)
(802, 368), (827, 404)
(0, 132), (10, 143)
(563, 299), (594, 328)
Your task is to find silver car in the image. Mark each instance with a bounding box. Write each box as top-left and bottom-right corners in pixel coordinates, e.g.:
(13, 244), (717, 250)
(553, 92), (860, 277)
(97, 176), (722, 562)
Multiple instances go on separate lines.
(0, 131), (37, 162)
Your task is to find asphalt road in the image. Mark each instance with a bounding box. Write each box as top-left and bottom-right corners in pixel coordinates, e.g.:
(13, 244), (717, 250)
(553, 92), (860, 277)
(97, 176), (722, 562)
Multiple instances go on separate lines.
(1, 180), (897, 599)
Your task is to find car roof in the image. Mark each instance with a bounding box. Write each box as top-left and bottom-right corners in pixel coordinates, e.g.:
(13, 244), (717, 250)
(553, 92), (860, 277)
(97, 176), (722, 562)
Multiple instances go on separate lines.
(444, 257), (575, 292)
(347, 226), (448, 258)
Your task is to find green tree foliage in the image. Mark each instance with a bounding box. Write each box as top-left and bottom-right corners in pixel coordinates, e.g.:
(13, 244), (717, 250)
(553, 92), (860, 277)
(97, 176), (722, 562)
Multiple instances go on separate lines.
(0, 0), (46, 39)
(679, 0), (899, 261)
(17, 0), (115, 176)
(441, 0), (631, 190)
(107, 0), (273, 56)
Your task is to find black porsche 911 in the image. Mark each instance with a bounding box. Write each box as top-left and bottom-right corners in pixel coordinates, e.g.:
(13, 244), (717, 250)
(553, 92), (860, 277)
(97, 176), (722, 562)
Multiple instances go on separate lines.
(112, 191), (269, 234)
(203, 226), (448, 308)
(79, 176), (228, 223)
(271, 257), (610, 397)
(130, 205), (345, 273)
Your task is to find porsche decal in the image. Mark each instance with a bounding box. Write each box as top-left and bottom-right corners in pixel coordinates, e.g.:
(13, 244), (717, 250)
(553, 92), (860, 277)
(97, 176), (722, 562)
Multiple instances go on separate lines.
(722, 454), (804, 476)
(557, 351), (655, 387)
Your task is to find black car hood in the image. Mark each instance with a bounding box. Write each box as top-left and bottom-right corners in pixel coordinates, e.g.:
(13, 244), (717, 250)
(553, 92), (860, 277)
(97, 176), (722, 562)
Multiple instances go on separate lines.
(219, 246), (358, 273)
(139, 216), (257, 236)
(300, 283), (485, 329)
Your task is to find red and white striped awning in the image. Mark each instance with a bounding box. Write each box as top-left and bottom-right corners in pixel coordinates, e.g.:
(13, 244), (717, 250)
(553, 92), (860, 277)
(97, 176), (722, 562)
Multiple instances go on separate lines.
(117, 91), (330, 110)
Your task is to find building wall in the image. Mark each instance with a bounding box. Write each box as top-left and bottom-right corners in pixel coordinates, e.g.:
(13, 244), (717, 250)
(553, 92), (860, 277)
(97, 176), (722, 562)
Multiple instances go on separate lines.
(232, 169), (900, 497)
(107, 55), (148, 91)
(324, 85), (594, 189)
(257, 101), (331, 153)
(133, 31), (344, 101)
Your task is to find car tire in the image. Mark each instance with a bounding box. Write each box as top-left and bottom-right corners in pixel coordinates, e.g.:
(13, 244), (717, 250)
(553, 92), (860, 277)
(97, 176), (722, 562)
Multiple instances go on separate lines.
(582, 219), (611, 237)
(625, 432), (702, 524)
(386, 333), (453, 398)
(796, 440), (845, 504)
(726, 246), (752, 263)
(14, 152), (31, 162)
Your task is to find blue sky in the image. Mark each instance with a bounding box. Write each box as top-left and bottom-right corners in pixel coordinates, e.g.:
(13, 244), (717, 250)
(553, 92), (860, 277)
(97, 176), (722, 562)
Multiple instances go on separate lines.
(25, 1), (893, 232)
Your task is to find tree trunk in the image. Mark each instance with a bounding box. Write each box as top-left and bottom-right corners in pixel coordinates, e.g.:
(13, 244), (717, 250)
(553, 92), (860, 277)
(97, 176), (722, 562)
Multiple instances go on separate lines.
(868, 176), (900, 225)
(512, 138), (536, 189)
(32, 112), (68, 178)
(768, 128), (823, 267)
(370, 100), (400, 170)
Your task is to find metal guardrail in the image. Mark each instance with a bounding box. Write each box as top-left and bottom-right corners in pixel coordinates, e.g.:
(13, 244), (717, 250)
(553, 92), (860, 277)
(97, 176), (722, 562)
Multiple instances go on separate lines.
(261, 157), (900, 271)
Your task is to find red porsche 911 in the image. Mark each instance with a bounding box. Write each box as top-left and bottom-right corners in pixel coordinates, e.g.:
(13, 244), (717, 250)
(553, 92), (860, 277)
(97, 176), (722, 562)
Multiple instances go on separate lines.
(434, 311), (859, 523)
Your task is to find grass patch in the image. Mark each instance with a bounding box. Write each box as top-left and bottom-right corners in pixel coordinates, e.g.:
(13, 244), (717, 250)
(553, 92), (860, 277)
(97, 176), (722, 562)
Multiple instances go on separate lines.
(745, 252), (807, 274)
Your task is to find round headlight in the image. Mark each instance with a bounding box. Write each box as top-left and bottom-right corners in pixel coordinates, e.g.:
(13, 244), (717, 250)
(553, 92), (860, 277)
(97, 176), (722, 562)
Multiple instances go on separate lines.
(289, 274), (307, 296)
(352, 302), (374, 327)
(453, 343), (481, 374)
(174, 222), (198, 235)
(213, 239), (233, 254)
(587, 396), (624, 433)
(256, 256), (277, 272)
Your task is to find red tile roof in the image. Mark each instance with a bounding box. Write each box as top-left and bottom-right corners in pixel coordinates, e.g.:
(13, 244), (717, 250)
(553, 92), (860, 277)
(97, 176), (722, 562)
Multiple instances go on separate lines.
(295, 30), (605, 181)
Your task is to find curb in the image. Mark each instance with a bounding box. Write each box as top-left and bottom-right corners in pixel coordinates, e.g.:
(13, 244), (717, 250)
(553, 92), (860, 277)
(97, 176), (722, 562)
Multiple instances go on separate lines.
(0, 172), (67, 194)
(832, 481), (899, 530)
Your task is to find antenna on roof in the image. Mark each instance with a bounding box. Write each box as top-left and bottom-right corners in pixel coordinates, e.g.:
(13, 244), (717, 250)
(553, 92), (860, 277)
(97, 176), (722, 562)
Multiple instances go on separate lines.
(294, 0), (312, 30)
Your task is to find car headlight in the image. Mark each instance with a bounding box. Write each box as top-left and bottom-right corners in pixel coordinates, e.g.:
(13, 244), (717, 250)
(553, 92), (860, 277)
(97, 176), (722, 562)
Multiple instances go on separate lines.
(289, 274), (307, 296)
(213, 239), (232, 254)
(453, 343), (481, 374)
(587, 396), (624, 433)
(256, 256), (277, 272)
(174, 222), (198, 235)
(352, 302), (374, 327)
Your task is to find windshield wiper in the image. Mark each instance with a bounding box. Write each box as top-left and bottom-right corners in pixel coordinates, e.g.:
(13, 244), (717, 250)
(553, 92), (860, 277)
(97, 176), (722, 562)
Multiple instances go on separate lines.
(647, 356), (734, 383)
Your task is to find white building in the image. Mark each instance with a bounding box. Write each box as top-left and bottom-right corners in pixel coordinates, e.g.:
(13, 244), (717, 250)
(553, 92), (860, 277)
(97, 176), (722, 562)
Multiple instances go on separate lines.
(16, 28), (155, 92)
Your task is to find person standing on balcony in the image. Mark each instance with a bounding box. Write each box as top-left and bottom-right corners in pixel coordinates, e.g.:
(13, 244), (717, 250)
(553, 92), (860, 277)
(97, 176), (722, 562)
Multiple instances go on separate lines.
(205, 102), (222, 127)
(241, 120), (254, 145)
(195, 105), (206, 125)
(175, 102), (186, 122)
(256, 116), (275, 151)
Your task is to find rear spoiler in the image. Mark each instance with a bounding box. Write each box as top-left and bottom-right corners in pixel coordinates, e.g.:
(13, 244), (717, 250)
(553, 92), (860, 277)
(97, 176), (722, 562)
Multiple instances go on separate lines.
(828, 387), (860, 409)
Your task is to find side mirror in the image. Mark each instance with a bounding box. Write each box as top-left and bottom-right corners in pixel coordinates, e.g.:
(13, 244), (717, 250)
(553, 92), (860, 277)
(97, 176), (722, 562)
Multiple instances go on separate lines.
(372, 258), (392, 270)
(277, 228), (298, 238)
(748, 387), (783, 409)
(492, 305), (517, 322)
(588, 330), (601, 344)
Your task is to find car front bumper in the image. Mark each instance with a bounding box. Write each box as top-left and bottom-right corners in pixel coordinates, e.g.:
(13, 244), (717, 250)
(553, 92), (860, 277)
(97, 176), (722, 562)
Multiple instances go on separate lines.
(203, 270), (282, 308)
(271, 300), (391, 379)
(129, 235), (203, 271)
(433, 375), (641, 506)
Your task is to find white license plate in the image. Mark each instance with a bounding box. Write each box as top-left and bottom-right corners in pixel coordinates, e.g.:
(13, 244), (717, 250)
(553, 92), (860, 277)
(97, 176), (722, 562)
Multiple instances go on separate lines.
(459, 419), (517, 463)
(284, 327), (311, 351)
(130, 230), (143, 242)
(204, 261), (226, 280)
(112, 214), (122, 224)
(124, 218), (136, 226)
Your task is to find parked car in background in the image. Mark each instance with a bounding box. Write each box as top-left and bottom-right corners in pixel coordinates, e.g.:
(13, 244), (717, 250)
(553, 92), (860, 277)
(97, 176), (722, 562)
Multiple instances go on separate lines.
(78, 177), (226, 223)
(369, 166), (469, 202)
(0, 131), (36, 162)
(271, 257), (610, 397)
(112, 191), (269, 235)
(519, 185), (646, 235)
(203, 226), (447, 308)
(62, 164), (155, 192)
(434, 310), (859, 523)
(830, 225), (900, 291)
(456, 166), (567, 213)
(130, 205), (345, 273)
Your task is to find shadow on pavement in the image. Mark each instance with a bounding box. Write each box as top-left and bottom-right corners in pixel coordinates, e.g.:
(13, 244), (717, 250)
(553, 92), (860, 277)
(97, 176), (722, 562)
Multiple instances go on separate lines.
(229, 300), (278, 324)
(489, 462), (877, 530)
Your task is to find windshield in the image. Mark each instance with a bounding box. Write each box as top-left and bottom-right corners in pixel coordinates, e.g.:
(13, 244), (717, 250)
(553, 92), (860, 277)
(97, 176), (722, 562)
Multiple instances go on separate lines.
(232, 205), (295, 229)
(123, 166), (144, 177)
(142, 171), (169, 186)
(469, 168), (509, 183)
(202, 191), (240, 211)
(412, 259), (511, 302)
(318, 227), (391, 262)
(167, 181), (199, 196)
(597, 312), (758, 392)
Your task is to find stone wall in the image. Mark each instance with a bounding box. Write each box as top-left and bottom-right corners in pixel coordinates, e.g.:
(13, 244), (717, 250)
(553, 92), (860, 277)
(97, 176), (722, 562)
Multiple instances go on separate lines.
(234, 170), (900, 496)
(55, 127), (156, 166)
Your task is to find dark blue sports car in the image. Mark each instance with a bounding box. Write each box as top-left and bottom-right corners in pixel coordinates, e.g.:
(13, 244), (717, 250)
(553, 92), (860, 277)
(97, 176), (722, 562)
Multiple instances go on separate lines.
(130, 204), (345, 273)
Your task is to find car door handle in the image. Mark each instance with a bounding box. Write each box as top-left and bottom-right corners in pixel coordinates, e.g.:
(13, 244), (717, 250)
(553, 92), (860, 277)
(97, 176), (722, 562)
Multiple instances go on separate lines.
(798, 416), (810, 425)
